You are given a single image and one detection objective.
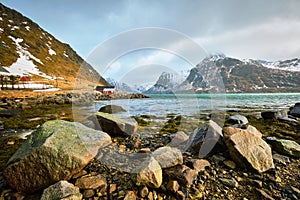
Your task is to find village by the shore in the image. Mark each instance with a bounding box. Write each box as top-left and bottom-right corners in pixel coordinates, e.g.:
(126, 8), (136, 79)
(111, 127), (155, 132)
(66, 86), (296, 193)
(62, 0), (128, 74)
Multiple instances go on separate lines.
(0, 92), (299, 200)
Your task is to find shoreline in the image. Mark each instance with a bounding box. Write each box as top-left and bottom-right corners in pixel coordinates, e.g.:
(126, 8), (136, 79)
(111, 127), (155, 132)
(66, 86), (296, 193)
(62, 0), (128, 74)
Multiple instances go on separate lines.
(0, 96), (299, 199)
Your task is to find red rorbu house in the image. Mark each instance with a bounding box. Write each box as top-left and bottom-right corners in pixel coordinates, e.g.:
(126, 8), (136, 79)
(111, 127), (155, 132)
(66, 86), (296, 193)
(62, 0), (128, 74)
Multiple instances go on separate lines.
(19, 76), (31, 82)
(95, 86), (116, 94)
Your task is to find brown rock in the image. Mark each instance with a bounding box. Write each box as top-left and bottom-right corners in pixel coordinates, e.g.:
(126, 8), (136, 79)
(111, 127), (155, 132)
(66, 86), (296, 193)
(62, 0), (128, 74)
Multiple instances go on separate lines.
(223, 127), (274, 173)
(166, 180), (180, 192)
(75, 174), (107, 190)
(124, 191), (137, 200)
(135, 157), (162, 188)
(164, 165), (198, 186)
(188, 159), (210, 172)
(83, 189), (95, 199)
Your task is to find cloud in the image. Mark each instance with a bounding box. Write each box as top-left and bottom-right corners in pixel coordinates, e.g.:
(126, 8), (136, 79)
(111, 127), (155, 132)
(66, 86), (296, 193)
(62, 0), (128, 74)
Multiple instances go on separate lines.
(197, 18), (300, 60)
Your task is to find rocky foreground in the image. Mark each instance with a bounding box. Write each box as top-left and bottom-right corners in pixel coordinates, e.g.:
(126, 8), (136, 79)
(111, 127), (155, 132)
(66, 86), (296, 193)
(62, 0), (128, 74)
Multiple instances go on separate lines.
(0, 103), (299, 200)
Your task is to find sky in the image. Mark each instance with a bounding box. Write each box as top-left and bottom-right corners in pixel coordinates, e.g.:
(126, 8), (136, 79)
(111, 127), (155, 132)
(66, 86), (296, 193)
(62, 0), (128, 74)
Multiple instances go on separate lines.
(2, 0), (300, 85)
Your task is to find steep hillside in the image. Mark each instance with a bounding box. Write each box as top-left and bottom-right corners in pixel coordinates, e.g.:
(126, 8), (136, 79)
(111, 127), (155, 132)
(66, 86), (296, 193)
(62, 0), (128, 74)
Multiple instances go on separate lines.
(0, 3), (108, 89)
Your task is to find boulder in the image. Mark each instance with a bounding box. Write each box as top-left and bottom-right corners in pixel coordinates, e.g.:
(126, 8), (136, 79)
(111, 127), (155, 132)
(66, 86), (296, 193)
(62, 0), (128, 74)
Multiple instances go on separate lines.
(3, 120), (111, 193)
(266, 137), (300, 158)
(187, 159), (210, 172)
(167, 131), (189, 151)
(164, 165), (198, 186)
(41, 181), (82, 200)
(90, 112), (138, 137)
(223, 127), (274, 173)
(134, 157), (162, 188)
(289, 103), (300, 117)
(261, 110), (288, 120)
(152, 146), (183, 169)
(98, 104), (127, 114)
(185, 120), (225, 158)
(228, 114), (248, 125)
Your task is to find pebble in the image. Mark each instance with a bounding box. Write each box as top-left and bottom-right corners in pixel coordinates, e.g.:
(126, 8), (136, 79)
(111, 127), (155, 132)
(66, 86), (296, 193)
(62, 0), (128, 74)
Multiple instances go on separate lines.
(220, 178), (239, 188)
(223, 160), (236, 169)
(167, 180), (180, 193)
(139, 186), (149, 198)
(83, 189), (95, 199)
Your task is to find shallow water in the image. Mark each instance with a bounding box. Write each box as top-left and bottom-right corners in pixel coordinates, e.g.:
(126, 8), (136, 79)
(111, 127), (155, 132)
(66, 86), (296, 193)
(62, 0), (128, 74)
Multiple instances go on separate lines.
(92, 93), (300, 117)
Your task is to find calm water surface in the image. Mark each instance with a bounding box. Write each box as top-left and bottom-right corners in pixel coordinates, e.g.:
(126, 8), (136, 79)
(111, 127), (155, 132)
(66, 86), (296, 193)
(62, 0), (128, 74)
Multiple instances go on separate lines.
(94, 93), (300, 117)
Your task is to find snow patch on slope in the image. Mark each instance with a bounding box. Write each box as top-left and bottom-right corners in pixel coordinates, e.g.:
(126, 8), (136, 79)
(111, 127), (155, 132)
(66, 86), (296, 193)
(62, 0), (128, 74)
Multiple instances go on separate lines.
(48, 48), (56, 56)
(4, 36), (54, 79)
(258, 60), (300, 71)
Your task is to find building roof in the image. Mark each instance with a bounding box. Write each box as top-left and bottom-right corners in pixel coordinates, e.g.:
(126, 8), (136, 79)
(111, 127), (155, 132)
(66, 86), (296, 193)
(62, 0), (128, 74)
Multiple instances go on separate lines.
(95, 85), (115, 90)
(0, 66), (10, 76)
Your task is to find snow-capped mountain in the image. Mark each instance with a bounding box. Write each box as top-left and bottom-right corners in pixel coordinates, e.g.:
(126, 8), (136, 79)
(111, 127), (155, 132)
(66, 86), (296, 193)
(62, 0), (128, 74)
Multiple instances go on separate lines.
(252, 58), (300, 72)
(145, 54), (300, 94)
(0, 3), (108, 88)
(145, 72), (186, 94)
(182, 55), (300, 93)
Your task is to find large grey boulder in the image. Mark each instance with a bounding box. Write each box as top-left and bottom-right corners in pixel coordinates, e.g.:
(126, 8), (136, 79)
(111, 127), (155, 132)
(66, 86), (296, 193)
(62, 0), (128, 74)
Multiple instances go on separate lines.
(223, 127), (274, 173)
(266, 137), (300, 158)
(185, 120), (225, 158)
(3, 120), (111, 193)
(289, 103), (300, 117)
(41, 181), (82, 200)
(152, 146), (183, 168)
(90, 112), (138, 137)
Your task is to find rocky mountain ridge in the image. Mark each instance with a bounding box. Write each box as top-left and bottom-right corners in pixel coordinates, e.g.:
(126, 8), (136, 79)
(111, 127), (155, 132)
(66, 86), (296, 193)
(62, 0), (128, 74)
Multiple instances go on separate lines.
(146, 54), (300, 94)
(0, 3), (108, 89)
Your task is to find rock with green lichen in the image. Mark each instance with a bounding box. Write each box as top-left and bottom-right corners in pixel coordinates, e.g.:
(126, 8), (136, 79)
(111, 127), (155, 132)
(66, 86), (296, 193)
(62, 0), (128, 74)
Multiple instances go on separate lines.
(41, 181), (82, 200)
(3, 120), (111, 193)
(266, 137), (300, 158)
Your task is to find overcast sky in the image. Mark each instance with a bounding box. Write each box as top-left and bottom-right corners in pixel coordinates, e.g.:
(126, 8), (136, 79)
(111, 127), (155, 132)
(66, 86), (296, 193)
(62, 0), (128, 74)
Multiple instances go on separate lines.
(2, 0), (300, 84)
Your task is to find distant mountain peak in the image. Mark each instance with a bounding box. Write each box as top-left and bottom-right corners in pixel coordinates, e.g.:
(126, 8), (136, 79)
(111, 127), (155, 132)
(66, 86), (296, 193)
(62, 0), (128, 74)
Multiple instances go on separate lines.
(206, 52), (226, 61)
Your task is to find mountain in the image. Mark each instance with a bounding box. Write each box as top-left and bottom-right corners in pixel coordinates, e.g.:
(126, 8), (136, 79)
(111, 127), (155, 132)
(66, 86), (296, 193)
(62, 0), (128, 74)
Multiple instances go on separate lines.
(180, 54), (300, 93)
(145, 72), (185, 94)
(0, 3), (108, 89)
(145, 54), (300, 94)
(106, 77), (133, 93)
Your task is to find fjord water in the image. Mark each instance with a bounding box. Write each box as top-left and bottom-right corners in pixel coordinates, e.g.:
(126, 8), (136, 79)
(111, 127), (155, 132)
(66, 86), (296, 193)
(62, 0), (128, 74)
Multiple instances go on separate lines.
(95, 93), (300, 117)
